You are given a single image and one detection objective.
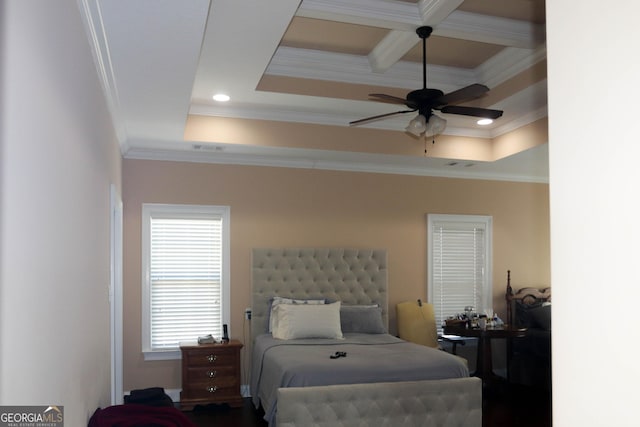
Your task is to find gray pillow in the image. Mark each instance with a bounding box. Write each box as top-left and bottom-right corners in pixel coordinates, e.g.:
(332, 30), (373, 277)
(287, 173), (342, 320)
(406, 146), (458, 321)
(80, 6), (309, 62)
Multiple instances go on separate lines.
(340, 305), (386, 334)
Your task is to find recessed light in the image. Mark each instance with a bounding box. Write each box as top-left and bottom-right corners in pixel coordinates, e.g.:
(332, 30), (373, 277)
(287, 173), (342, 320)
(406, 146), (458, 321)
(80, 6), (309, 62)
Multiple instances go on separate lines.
(212, 93), (230, 102)
(477, 118), (493, 126)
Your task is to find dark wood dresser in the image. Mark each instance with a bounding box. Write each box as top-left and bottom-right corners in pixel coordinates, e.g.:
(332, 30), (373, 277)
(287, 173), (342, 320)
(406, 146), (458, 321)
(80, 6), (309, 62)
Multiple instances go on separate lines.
(179, 340), (243, 410)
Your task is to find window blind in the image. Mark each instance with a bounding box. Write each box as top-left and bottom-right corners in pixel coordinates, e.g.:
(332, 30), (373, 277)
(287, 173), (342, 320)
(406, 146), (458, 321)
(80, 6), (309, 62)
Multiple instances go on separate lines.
(429, 216), (491, 333)
(149, 216), (223, 350)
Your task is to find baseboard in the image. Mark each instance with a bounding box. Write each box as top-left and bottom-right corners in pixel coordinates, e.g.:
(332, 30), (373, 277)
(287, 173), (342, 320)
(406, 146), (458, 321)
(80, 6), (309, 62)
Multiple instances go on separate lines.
(165, 388), (181, 402)
(125, 387), (248, 403)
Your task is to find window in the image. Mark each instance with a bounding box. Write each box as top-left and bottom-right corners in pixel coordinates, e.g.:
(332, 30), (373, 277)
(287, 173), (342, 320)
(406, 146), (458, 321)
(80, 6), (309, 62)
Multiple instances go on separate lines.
(142, 204), (230, 360)
(427, 214), (492, 333)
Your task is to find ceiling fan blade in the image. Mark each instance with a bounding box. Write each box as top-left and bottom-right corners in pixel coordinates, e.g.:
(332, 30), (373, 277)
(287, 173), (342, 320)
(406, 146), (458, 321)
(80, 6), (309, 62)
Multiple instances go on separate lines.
(349, 109), (416, 126)
(436, 84), (490, 106)
(369, 93), (410, 105)
(438, 105), (503, 119)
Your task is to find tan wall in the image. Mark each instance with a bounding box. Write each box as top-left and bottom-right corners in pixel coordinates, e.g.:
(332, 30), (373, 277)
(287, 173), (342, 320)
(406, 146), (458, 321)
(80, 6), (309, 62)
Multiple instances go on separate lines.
(122, 159), (550, 391)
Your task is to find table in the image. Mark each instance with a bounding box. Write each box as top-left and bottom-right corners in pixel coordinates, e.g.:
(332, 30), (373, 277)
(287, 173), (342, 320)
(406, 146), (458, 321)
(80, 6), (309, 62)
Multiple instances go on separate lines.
(179, 340), (243, 410)
(444, 325), (527, 389)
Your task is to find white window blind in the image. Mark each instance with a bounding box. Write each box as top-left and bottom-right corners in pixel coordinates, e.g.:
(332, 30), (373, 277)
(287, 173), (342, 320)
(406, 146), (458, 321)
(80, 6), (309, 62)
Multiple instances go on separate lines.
(142, 204), (230, 358)
(427, 215), (492, 333)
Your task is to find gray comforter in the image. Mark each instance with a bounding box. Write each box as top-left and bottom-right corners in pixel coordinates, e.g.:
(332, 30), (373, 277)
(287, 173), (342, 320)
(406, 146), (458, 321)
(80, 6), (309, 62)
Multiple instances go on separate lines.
(251, 333), (469, 425)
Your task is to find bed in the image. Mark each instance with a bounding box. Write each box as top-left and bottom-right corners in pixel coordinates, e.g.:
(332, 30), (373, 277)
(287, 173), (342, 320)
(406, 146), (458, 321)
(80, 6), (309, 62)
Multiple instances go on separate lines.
(250, 248), (481, 427)
(505, 270), (552, 390)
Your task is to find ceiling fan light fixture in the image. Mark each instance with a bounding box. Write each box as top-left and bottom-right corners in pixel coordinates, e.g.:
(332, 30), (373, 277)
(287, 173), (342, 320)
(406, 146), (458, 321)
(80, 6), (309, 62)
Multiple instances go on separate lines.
(406, 114), (427, 136)
(425, 114), (447, 136)
(477, 118), (493, 125)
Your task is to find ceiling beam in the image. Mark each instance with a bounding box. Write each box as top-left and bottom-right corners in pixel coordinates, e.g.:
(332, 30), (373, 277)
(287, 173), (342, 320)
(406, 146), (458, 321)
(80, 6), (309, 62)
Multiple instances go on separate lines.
(368, 0), (464, 73)
(418, 0), (464, 26)
(368, 31), (419, 73)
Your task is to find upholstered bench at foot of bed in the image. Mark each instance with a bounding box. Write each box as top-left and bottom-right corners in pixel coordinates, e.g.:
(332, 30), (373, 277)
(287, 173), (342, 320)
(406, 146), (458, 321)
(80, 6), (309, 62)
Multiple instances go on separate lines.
(276, 377), (482, 427)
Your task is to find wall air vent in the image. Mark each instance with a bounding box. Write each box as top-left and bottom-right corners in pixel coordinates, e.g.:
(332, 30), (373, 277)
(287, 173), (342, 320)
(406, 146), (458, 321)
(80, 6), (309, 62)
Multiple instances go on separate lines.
(193, 144), (224, 151)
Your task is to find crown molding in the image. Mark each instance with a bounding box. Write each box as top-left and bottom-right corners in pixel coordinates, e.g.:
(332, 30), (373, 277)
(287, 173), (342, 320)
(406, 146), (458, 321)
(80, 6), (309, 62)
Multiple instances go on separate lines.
(76, 0), (129, 153)
(190, 101), (351, 127)
(477, 45), (547, 90)
(124, 141), (547, 183)
(297, 0), (420, 29)
(435, 10), (545, 48)
(492, 106), (548, 139)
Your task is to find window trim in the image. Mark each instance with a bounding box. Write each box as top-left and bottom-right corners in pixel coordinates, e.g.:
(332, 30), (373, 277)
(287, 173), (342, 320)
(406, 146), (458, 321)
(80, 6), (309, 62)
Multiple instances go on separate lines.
(141, 203), (230, 360)
(427, 214), (493, 332)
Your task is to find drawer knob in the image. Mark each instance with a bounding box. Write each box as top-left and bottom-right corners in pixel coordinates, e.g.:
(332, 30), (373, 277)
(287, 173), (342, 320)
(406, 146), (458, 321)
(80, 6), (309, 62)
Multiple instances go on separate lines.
(207, 386), (218, 393)
(206, 354), (217, 363)
(207, 370), (217, 378)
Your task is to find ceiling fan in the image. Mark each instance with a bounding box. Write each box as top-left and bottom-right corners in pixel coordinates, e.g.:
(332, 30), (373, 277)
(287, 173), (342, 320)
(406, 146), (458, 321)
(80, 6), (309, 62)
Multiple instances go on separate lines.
(349, 26), (503, 136)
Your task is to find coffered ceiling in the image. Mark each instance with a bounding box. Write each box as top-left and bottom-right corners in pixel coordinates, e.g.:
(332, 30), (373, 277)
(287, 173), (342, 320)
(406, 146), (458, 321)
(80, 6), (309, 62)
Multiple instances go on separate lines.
(80, 0), (548, 182)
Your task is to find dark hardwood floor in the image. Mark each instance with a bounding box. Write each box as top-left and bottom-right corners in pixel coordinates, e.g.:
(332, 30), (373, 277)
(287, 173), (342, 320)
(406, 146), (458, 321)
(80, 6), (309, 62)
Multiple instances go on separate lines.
(183, 383), (551, 427)
(483, 383), (551, 426)
(183, 398), (267, 427)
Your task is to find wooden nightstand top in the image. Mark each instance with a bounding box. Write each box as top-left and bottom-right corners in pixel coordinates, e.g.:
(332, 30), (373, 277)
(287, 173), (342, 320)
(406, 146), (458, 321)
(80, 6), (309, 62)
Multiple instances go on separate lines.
(179, 339), (242, 350)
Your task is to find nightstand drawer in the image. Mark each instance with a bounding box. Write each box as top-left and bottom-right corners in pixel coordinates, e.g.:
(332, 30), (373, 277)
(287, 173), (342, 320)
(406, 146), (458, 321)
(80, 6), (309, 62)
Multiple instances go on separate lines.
(185, 365), (236, 381)
(182, 349), (237, 367)
(182, 380), (238, 400)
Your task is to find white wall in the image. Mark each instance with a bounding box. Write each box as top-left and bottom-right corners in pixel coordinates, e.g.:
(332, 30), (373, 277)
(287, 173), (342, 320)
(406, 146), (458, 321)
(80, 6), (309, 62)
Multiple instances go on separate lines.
(0, 1), (121, 424)
(548, 1), (640, 425)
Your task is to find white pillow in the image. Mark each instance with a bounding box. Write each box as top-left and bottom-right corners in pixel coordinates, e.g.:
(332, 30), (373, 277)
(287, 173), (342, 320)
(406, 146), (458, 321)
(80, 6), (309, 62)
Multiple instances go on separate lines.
(268, 296), (325, 332)
(272, 301), (344, 340)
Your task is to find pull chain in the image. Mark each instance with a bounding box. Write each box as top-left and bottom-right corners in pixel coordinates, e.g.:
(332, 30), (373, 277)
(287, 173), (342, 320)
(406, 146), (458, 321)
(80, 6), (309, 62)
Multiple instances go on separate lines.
(424, 134), (436, 155)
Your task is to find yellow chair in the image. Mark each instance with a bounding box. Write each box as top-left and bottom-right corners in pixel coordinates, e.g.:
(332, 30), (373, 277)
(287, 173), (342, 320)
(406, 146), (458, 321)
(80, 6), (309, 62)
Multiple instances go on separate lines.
(396, 300), (439, 348)
(396, 300), (464, 354)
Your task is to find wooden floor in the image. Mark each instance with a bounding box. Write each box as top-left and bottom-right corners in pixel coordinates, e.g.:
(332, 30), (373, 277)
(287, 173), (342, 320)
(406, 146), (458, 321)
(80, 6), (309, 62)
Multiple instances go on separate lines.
(183, 383), (551, 427)
(483, 383), (552, 426)
(183, 398), (267, 427)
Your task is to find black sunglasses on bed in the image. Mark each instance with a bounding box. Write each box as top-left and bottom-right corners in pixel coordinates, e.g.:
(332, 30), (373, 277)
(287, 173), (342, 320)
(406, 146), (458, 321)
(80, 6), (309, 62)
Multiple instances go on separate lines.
(330, 351), (347, 359)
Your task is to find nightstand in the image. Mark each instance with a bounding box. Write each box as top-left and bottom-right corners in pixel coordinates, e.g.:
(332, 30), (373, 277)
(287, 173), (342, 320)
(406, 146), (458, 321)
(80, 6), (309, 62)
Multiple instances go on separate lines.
(179, 340), (243, 410)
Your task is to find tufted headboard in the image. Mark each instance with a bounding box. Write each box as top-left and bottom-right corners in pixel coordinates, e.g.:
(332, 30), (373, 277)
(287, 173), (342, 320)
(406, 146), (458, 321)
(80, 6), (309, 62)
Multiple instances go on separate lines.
(251, 248), (388, 343)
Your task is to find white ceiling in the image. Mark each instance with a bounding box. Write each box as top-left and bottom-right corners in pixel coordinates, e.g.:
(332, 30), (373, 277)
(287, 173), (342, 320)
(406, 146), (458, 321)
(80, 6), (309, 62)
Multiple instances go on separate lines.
(79, 0), (548, 182)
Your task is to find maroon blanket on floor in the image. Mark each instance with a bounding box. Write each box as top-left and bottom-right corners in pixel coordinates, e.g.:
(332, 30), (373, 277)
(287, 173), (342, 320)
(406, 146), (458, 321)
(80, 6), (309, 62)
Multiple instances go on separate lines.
(88, 404), (197, 427)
